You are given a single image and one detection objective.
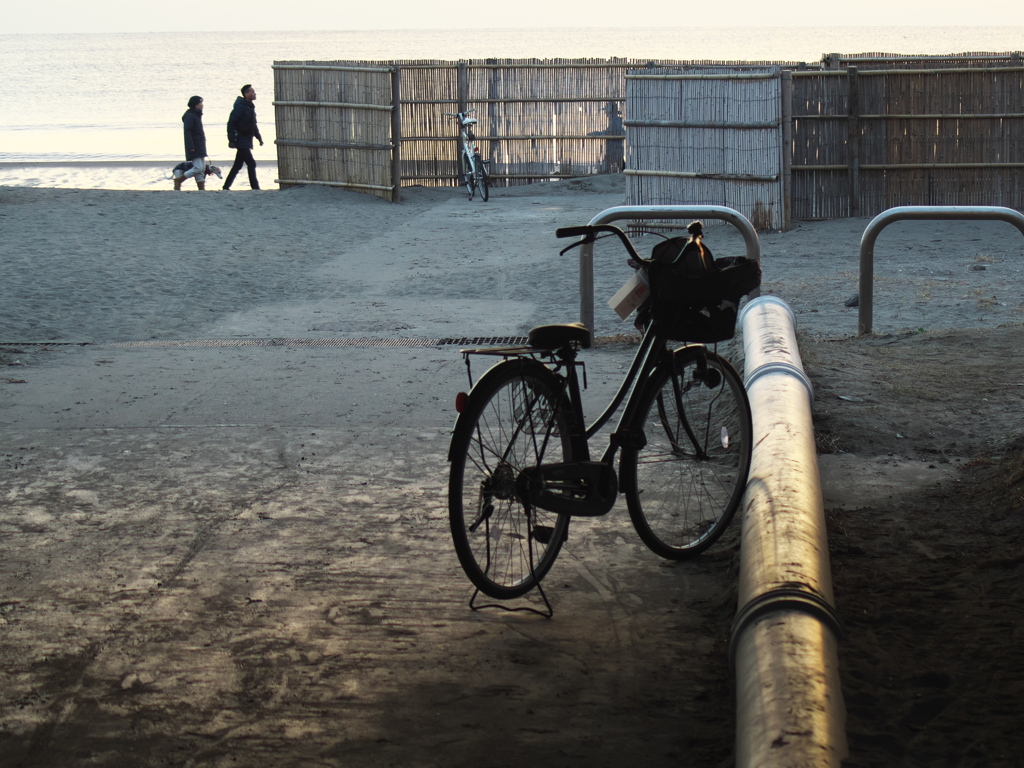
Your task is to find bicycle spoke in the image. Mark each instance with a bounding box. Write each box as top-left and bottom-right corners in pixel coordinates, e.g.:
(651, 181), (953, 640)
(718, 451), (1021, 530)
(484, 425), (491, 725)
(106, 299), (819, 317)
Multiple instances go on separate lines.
(623, 349), (752, 559)
(449, 360), (572, 598)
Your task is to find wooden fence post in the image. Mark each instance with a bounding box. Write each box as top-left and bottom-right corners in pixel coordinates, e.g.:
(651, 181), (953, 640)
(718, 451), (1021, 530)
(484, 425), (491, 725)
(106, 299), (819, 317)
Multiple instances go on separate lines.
(456, 62), (469, 186)
(457, 62), (468, 114)
(781, 70), (793, 230)
(391, 67), (402, 203)
(487, 60), (499, 171)
(847, 66), (860, 217)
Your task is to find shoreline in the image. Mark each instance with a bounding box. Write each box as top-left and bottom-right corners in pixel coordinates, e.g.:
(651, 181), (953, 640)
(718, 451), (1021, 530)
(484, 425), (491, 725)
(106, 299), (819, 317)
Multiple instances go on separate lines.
(0, 160), (188, 167)
(0, 161), (280, 191)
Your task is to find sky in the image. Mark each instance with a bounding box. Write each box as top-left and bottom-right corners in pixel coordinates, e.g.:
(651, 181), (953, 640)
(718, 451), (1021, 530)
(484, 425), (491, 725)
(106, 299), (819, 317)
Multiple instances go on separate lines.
(6, 0), (1024, 33)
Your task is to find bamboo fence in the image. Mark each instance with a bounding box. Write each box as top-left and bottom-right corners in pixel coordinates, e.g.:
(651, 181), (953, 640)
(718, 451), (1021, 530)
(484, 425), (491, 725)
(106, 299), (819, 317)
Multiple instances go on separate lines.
(272, 53), (1024, 220)
(273, 63), (399, 201)
(791, 64), (1024, 218)
(626, 67), (786, 230)
(395, 59), (646, 185)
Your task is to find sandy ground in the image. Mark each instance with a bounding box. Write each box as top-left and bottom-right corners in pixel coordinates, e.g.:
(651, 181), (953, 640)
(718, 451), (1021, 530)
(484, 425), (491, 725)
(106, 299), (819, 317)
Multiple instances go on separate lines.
(1, 176), (1023, 767)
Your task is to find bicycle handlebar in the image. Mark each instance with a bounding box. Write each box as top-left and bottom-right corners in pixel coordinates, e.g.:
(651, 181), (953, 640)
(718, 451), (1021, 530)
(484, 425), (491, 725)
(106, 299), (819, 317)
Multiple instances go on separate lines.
(556, 224), (644, 262)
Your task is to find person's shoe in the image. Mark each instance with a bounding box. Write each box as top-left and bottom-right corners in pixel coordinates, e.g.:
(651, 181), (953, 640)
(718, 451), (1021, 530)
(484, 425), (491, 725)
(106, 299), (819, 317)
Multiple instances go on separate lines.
(173, 177), (183, 191)
(197, 182), (206, 190)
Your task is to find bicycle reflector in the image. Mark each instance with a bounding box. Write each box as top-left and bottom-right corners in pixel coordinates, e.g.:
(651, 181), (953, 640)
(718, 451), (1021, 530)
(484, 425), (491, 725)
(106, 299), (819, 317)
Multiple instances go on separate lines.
(455, 392), (468, 413)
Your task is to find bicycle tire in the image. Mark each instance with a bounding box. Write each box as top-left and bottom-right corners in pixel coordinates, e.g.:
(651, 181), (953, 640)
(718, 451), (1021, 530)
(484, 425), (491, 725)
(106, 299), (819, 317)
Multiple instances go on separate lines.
(476, 154), (489, 202)
(448, 358), (573, 598)
(463, 153), (476, 200)
(620, 347), (752, 559)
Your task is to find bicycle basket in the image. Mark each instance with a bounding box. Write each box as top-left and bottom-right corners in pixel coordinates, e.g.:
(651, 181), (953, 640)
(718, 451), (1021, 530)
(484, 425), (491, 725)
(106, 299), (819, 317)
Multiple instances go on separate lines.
(647, 254), (761, 343)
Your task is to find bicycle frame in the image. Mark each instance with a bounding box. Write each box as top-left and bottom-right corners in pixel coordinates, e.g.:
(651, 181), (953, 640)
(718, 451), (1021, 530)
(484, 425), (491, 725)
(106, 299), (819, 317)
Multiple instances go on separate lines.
(512, 324), (702, 518)
(445, 110), (489, 200)
(458, 117), (476, 162)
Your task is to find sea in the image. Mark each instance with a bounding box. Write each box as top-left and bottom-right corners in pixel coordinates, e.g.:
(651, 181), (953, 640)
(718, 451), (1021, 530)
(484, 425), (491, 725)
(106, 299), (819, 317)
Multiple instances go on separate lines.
(1, 26), (1021, 190)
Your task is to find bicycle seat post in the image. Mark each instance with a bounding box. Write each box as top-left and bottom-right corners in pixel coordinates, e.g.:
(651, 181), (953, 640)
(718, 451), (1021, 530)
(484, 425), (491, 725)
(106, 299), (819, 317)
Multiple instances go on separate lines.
(554, 345), (591, 462)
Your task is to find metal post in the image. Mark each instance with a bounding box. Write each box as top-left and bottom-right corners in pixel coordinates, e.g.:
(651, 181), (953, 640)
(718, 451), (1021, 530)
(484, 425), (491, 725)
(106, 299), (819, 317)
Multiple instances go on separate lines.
(858, 206), (1024, 334)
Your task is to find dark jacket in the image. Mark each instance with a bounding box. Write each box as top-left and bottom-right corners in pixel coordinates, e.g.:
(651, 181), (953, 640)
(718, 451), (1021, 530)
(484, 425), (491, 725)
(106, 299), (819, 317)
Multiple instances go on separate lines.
(182, 108), (206, 160)
(227, 96), (262, 150)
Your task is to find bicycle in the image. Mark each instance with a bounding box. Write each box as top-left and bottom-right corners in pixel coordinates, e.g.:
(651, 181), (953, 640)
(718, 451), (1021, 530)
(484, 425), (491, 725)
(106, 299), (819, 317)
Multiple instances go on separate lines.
(443, 110), (489, 201)
(447, 221), (761, 608)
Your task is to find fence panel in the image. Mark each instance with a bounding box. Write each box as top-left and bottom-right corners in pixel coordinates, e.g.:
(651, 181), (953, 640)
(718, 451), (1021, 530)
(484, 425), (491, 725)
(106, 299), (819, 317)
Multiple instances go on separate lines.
(388, 61), (460, 187)
(625, 68), (786, 230)
(272, 53), (1023, 213)
(273, 63), (397, 201)
(454, 60), (632, 185)
(791, 62), (1024, 218)
(789, 72), (850, 219)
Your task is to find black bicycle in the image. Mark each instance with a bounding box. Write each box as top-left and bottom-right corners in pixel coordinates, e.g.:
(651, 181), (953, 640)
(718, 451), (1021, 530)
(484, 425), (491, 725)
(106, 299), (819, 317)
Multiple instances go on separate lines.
(447, 222), (761, 603)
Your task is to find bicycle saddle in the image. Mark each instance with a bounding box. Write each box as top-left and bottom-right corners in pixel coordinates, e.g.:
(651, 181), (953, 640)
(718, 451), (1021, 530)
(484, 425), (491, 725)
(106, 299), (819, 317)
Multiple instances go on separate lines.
(528, 322), (592, 350)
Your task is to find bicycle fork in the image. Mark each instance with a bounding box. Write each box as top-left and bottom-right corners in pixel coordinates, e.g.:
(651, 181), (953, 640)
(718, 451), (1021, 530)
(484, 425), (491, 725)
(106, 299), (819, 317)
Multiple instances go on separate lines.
(661, 347), (726, 461)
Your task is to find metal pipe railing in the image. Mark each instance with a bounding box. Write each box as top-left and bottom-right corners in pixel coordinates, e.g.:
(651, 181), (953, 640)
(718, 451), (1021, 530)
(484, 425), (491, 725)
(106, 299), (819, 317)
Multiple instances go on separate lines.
(577, 205), (761, 333)
(734, 295), (848, 767)
(858, 205), (1024, 334)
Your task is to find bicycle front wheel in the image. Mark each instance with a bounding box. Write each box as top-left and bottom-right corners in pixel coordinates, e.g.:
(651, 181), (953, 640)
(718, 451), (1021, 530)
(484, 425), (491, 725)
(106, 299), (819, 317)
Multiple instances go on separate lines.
(475, 154), (489, 202)
(463, 154), (476, 200)
(621, 347), (752, 559)
(448, 359), (572, 598)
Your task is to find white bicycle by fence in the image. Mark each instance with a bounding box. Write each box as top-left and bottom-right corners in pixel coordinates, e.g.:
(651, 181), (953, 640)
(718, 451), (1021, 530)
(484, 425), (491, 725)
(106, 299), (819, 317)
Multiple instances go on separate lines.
(444, 110), (490, 202)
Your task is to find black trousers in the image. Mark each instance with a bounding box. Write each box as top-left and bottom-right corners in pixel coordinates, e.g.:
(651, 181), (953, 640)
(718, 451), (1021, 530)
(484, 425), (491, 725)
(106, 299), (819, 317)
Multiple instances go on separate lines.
(224, 147), (259, 189)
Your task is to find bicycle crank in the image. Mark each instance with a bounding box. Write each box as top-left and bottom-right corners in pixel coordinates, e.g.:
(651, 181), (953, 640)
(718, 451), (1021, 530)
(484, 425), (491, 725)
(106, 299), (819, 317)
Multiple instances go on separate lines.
(517, 461), (618, 517)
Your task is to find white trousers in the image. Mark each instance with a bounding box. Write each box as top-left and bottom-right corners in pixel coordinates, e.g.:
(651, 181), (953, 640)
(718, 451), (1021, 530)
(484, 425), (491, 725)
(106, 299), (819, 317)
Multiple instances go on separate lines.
(183, 157), (207, 182)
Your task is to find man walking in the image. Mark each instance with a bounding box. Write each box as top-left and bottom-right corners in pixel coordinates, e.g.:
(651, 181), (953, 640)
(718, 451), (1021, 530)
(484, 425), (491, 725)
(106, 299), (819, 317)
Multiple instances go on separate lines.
(175, 95), (208, 190)
(223, 84), (263, 190)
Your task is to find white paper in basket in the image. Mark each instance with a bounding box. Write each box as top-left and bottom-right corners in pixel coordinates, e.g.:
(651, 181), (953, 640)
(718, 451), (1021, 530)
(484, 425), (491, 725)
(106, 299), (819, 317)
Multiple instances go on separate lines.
(607, 270), (650, 320)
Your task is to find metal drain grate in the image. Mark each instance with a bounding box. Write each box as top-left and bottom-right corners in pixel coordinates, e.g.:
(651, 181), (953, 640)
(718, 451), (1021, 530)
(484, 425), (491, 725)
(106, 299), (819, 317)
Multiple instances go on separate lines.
(4, 336), (530, 349)
(102, 336), (532, 349)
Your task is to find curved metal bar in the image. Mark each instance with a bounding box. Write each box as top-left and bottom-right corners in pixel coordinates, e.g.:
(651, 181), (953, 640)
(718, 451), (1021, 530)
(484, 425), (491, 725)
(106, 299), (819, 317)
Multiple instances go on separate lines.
(858, 206), (1024, 335)
(577, 205), (762, 332)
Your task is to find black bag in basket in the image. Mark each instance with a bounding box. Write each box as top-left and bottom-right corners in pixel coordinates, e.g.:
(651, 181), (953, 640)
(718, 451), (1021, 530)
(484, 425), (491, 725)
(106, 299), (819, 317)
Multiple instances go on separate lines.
(645, 225), (761, 343)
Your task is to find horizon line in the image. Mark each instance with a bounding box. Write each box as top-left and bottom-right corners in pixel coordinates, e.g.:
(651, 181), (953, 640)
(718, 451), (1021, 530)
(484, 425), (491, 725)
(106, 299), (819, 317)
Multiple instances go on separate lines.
(5, 23), (1024, 36)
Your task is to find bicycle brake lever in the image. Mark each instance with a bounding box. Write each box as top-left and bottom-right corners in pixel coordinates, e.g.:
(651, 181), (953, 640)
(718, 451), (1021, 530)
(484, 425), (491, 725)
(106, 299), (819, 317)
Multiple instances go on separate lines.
(556, 226), (597, 256)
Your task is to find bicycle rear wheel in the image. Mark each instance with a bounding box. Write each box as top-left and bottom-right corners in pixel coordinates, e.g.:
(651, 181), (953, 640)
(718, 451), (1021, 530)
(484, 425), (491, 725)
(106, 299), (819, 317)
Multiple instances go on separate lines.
(448, 359), (572, 598)
(475, 154), (490, 202)
(621, 347), (752, 559)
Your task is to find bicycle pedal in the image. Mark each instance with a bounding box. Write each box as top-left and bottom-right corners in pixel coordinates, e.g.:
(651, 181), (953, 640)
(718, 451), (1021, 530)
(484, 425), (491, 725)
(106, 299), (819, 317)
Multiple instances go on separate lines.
(532, 524), (568, 545)
(702, 369), (723, 388)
